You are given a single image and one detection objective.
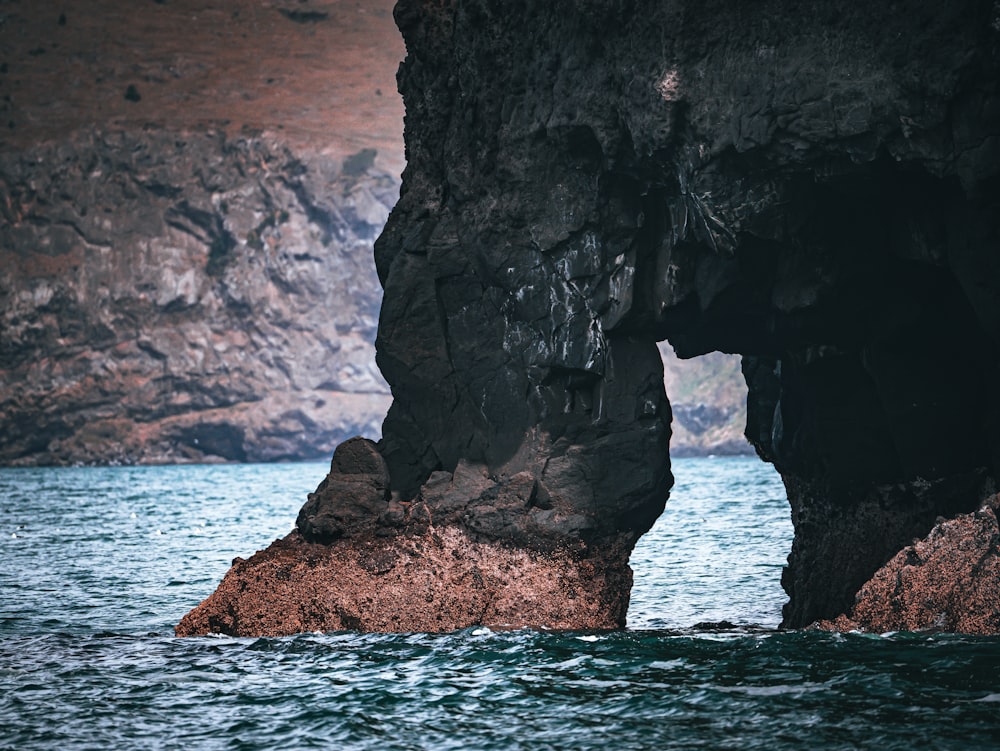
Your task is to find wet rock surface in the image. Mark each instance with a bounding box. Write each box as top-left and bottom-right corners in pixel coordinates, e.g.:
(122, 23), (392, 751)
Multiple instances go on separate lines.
(363, 0), (1000, 630)
(297, 437), (392, 542)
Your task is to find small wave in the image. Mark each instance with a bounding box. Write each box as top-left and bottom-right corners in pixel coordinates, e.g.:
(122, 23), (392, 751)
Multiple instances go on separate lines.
(718, 682), (829, 697)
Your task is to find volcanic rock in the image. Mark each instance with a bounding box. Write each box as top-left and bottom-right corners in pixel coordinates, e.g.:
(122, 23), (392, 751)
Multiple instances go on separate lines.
(185, 0), (1000, 635)
(371, 0), (999, 630)
(296, 437), (392, 542)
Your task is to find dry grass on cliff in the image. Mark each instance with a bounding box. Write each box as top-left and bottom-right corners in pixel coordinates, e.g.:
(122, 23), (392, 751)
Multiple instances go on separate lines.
(0, 0), (404, 169)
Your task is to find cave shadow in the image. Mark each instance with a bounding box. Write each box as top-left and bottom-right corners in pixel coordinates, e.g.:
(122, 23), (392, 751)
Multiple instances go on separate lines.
(631, 153), (999, 628)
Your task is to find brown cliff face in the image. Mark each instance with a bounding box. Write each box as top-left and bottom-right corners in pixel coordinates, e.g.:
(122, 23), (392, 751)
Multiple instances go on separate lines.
(660, 346), (750, 457)
(0, 0), (404, 465)
(1, 129), (396, 464)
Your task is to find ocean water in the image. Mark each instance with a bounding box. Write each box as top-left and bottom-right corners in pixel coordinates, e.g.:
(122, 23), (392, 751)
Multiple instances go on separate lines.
(1, 457), (999, 750)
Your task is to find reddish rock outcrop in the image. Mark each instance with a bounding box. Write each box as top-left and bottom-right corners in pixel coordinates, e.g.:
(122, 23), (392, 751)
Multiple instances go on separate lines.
(814, 496), (1000, 635)
(177, 435), (634, 635)
(175, 529), (631, 636)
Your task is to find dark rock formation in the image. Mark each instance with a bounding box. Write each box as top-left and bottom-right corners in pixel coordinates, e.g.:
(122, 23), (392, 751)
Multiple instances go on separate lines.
(376, 0), (999, 629)
(296, 437), (393, 542)
(183, 0), (1000, 635)
(1, 129), (395, 464)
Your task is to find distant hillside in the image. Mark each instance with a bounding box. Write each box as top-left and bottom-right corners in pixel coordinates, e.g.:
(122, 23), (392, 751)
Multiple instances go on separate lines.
(660, 344), (753, 456)
(0, 129), (396, 465)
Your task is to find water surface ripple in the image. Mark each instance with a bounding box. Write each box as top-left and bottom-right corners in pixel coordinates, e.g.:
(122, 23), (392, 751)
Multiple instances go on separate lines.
(1, 459), (998, 750)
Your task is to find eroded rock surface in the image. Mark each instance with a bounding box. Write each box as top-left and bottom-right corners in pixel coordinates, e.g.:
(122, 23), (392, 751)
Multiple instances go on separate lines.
(175, 526), (630, 636)
(184, 0), (1000, 635)
(375, 0), (999, 629)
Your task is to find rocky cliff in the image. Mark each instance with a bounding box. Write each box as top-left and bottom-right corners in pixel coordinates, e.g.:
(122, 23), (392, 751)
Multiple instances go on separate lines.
(660, 345), (748, 457)
(181, 0), (1000, 636)
(0, 0), (406, 465)
(1, 129), (395, 464)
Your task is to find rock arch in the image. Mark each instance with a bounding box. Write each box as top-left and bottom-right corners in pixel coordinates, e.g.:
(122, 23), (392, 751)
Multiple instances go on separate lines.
(177, 0), (1000, 636)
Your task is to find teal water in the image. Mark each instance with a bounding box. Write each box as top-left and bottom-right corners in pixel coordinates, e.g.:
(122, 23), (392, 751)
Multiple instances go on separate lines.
(1, 457), (999, 750)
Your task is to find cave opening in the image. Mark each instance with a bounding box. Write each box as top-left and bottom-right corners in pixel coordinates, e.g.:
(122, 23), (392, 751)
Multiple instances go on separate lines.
(628, 345), (790, 630)
(629, 152), (1000, 629)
